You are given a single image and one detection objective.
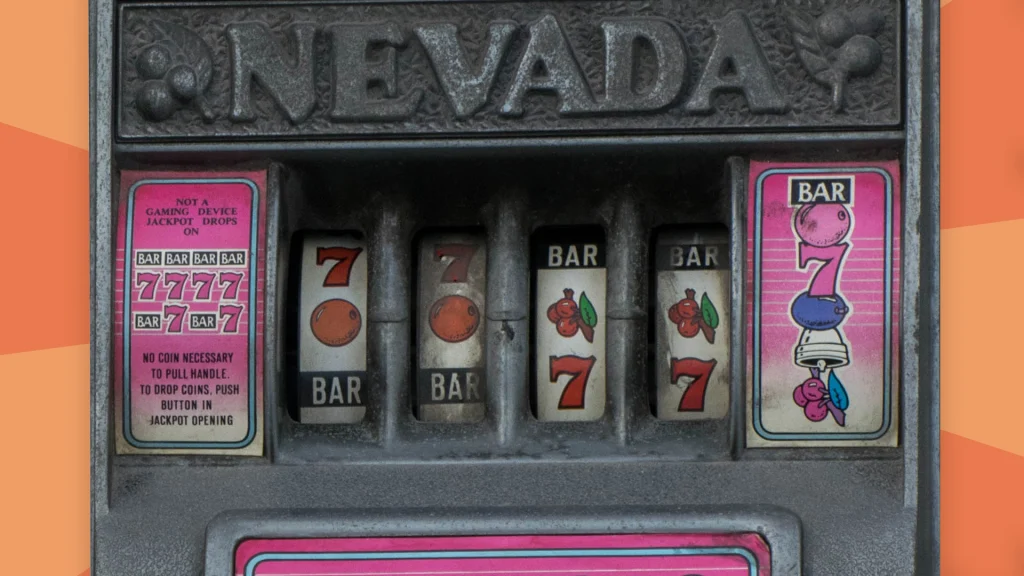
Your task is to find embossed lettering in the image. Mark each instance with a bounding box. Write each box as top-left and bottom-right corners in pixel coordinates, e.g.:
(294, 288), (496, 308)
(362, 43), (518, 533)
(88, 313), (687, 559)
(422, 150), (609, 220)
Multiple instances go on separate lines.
(500, 14), (595, 116)
(226, 22), (317, 124)
(415, 22), (518, 119)
(599, 18), (686, 112)
(121, 4), (896, 137)
(684, 11), (787, 114)
(327, 22), (424, 121)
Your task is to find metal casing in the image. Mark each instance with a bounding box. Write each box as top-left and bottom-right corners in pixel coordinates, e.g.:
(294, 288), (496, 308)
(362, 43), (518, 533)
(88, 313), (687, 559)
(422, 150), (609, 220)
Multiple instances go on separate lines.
(90, 0), (940, 573)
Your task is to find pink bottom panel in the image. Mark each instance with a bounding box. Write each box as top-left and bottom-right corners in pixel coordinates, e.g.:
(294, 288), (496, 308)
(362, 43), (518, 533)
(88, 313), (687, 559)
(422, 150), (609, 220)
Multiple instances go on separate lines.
(235, 534), (771, 576)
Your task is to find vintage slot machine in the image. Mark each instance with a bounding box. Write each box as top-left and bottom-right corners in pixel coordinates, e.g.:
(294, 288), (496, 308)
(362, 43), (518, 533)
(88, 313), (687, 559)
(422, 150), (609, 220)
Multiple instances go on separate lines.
(90, 0), (939, 573)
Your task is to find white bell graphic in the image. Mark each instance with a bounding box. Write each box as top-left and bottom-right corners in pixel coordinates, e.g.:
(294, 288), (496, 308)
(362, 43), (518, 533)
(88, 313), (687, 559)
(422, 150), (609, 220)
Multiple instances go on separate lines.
(794, 328), (849, 368)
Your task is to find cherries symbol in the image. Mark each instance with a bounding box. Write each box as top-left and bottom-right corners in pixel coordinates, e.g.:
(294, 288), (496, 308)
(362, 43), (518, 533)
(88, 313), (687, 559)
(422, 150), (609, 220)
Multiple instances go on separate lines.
(667, 289), (719, 344)
(792, 376), (828, 422)
(133, 21), (215, 122)
(792, 367), (847, 426)
(546, 288), (597, 343)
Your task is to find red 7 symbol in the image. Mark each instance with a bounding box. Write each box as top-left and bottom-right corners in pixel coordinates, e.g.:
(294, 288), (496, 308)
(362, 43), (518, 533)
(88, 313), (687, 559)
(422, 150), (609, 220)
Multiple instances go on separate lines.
(549, 355), (597, 410)
(670, 357), (718, 412)
(434, 244), (479, 283)
(317, 247), (363, 287)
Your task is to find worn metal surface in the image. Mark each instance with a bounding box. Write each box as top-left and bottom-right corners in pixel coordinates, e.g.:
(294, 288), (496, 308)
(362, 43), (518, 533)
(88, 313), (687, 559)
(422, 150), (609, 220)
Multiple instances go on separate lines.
(91, 0), (940, 574)
(116, 0), (901, 141)
(207, 508), (802, 576)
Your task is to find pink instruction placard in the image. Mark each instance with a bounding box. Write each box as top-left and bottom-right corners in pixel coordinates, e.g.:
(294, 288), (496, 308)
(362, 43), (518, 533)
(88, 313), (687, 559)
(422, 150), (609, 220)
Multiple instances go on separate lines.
(115, 171), (265, 456)
(234, 533), (772, 576)
(746, 161), (900, 448)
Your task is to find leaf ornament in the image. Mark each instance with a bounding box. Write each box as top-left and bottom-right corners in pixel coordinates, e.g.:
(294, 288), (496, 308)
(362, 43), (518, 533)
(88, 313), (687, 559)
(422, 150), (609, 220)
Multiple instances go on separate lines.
(579, 292), (598, 328)
(700, 292), (719, 330)
(827, 370), (849, 411)
(787, 10), (844, 112)
(150, 20), (216, 121)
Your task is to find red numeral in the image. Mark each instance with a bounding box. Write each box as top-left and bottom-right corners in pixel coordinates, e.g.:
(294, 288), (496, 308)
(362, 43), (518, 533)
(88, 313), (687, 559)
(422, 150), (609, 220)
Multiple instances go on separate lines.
(317, 247), (362, 287)
(799, 243), (849, 297)
(163, 304), (188, 333)
(163, 272), (188, 300)
(191, 272), (216, 300)
(218, 271), (244, 300)
(219, 305), (244, 333)
(670, 357), (718, 412)
(434, 244), (479, 283)
(549, 355), (597, 410)
(135, 272), (160, 300)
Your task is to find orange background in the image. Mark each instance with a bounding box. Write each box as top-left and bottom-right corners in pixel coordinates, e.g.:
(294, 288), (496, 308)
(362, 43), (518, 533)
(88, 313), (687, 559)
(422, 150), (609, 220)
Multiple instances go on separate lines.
(0, 0), (1016, 573)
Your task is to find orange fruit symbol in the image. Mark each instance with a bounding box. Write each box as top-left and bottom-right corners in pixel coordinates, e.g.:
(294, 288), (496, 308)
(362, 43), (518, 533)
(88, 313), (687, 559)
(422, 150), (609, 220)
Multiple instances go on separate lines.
(310, 299), (362, 347)
(429, 294), (480, 343)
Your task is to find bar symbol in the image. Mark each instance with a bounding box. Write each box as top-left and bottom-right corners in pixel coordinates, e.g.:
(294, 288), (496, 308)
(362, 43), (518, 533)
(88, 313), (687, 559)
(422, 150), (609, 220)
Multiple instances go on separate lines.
(133, 312), (162, 331)
(164, 251), (191, 266)
(189, 312), (219, 331)
(134, 250), (162, 267)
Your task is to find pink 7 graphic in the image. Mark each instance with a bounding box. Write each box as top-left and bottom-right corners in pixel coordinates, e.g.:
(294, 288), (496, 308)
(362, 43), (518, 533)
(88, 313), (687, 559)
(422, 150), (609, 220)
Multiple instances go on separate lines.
(163, 305), (188, 333)
(191, 272), (216, 300)
(135, 272), (160, 300)
(163, 272), (189, 300)
(799, 243), (849, 297)
(220, 305), (244, 333)
(218, 272), (244, 300)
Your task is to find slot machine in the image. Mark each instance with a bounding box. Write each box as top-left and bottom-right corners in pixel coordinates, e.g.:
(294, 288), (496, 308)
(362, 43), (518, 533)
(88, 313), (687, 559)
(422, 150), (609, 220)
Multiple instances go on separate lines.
(89, 0), (940, 573)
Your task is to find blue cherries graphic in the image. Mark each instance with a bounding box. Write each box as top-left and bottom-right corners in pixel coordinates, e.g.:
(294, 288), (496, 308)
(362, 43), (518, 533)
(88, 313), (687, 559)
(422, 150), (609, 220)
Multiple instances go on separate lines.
(791, 292), (849, 330)
(828, 371), (849, 411)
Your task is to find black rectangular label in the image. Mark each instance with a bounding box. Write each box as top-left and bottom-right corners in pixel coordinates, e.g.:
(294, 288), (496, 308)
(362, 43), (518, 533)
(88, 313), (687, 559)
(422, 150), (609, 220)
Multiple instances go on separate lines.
(532, 230), (608, 270)
(164, 251), (191, 266)
(298, 371), (368, 408)
(193, 251), (219, 266)
(789, 176), (855, 205)
(220, 250), (247, 267)
(656, 243), (729, 271)
(133, 313), (162, 331)
(417, 369), (486, 405)
(135, 250), (162, 267)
